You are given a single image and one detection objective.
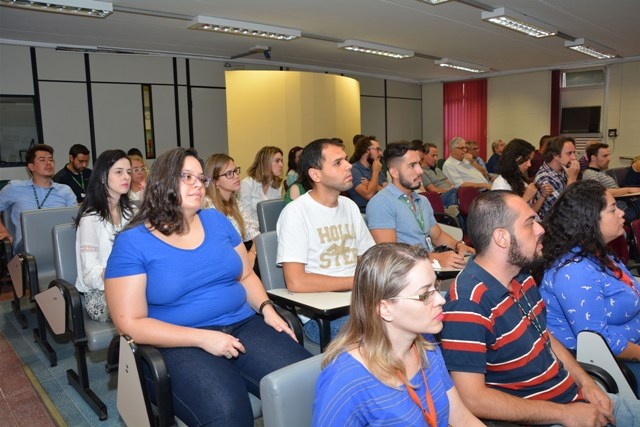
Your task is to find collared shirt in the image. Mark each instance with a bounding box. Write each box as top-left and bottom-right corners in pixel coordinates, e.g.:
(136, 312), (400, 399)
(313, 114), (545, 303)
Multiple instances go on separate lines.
(534, 162), (567, 218)
(347, 161), (387, 212)
(366, 183), (437, 248)
(442, 157), (488, 188)
(422, 166), (452, 189)
(441, 257), (581, 403)
(486, 153), (501, 174)
(0, 178), (77, 252)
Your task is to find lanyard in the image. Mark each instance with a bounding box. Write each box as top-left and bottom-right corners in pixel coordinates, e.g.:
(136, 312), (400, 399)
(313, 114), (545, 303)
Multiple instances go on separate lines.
(400, 194), (426, 234)
(396, 344), (437, 427)
(71, 171), (85, 191)
(32, 185), (53, 209)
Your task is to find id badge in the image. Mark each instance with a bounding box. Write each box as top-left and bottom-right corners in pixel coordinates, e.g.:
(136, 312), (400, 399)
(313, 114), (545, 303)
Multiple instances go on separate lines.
(425, 236), (435, 252)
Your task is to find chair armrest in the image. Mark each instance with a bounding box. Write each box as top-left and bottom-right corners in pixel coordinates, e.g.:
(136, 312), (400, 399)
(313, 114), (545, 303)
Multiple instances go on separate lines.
(273, 305), (304, 345)
(13, 252), (37, 300)
(0, 237), (12, 268)
(434, 213), (460, 228)
(579, 362), (619, 394)
(49, 278), (86, 339)
(135, 341), (176, 427)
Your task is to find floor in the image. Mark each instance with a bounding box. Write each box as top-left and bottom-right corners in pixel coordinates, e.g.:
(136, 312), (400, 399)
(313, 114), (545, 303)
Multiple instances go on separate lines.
(0, 280), (265, 427)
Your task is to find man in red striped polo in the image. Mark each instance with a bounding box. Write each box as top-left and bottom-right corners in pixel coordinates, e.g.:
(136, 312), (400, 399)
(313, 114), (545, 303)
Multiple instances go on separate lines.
(440, 190), (640, 426)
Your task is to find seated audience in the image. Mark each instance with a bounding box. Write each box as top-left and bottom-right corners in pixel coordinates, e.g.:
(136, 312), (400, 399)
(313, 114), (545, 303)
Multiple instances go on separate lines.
(578, 139), (599, 173)
(285, 145), (304, 189)
(442, 137), (491, 190)
(239, 146), (284, 224)
(582, 143), (640, 220)
(53, 143), (92, 203)
(623, 156), (640, 187)
(492, 138), (553, 212)
(203, 154), (260, 269)
(485, 139), (505, 175)
(105, 147), (310, 426)
(0, 144), (76, 253)
(367, 141), (474, 269)
(420, 142), (458, 208)
(347, 136), (387, 212)
(128, 154), (148, 203)
(313, 243), (483, 427)
(528, 134), (551, 180)
(74, 149), (134, 322)
(441, 190), (640, 425)
(540, 180), (640, 394)
(534, 135), (580, 218)
(277, 138), (375, 344)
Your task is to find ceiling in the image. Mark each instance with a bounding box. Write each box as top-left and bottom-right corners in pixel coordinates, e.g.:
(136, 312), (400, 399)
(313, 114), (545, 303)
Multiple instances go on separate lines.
(1, 0), (639, 83)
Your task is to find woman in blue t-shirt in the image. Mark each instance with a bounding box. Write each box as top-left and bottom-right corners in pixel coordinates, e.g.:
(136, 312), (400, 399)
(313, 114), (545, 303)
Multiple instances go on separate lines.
(313, 243), (482, 427)
(105, 147), (310, 426)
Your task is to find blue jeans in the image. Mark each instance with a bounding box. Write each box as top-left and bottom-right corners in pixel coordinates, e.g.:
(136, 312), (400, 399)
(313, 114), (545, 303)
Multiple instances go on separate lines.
(148, 315), (311, 427)
(623, 360), (640, 397)
(440, 187), (458, 208)
(303, 315), (349, 345)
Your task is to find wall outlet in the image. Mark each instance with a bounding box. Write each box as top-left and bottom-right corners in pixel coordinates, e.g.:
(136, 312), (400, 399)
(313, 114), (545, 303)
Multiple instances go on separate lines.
(608, 129), (618, 138)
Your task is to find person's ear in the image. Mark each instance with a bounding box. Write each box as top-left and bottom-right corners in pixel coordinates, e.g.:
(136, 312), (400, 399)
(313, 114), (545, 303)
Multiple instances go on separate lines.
(308, 167), (321, 183)
(493, 228), (510, 249)
(378, 299), (393, 322)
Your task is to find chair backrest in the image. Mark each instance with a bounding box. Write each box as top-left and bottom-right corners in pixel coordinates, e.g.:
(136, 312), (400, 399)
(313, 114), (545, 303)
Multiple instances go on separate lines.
(457, 187), (481, 217)
(436, 158), (445, 170)
(607, 234), (629, 265)
(260, 354), (323, 427)
(577, 331), (637, 399)
(256, 231), (286, 291)
(630, 219), (640, 261)
(52, 223), (77, 283)
(420, 191), (445, 214)
(439, 223), (464, 242)
(21, 206), (78, 292)
(605, 167), (628, 187)
(257, 199), (286, 233)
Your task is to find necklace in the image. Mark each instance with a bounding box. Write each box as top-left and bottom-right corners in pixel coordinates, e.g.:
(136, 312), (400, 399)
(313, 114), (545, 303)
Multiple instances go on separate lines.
(32, 185), (54, 209)
(396, 344), (437, 427)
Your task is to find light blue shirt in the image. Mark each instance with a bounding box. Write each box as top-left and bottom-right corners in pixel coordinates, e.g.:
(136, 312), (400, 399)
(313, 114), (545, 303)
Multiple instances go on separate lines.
(0, 178), (77, 252)
(366, 183), (437, 248)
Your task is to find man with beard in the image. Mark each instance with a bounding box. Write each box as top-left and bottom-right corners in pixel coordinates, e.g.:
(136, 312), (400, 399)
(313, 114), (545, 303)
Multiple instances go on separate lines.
(440, 190), (640, 426)
(0, 144), (76, 253)
(346, 135), (387, 212)
(277, 138), (375, 344)
(366, 141), (474, 269)
(53, 143), (92, 203)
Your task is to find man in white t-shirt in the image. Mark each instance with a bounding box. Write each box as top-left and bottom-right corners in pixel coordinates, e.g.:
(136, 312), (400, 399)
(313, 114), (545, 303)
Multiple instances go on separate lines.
(277, 138), (375, 344)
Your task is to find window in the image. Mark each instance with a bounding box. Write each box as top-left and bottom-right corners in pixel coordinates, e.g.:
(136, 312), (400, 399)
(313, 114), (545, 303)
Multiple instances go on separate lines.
(0, 95), (40, 166)
(561, 69), (605, 88)
(141, 84), (156, 159)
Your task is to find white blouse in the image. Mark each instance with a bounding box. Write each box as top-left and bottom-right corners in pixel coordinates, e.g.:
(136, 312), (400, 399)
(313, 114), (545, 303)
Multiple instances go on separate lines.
(75, 212), (131, 293)
(239, 177), (282, 224)
(202, 196), (260, 242)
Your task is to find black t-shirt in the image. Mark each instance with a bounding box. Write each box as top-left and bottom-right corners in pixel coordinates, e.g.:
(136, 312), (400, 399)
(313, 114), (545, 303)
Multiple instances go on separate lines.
(53, 166), (92, 202)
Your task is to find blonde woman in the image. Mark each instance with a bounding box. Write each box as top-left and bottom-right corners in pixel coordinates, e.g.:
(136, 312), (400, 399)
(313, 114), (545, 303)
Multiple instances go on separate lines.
(239, 146), (283, 223)
(128, 154), (148, 202)
(204, 153), (260, 268)
(313, 243), (482, 427)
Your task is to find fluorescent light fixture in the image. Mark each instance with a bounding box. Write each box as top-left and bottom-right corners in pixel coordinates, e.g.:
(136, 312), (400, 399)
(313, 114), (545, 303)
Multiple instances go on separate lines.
(188, 16), (300, 41)
(481, 7), (556, 38)
(337, 40), (414, 59)
(435, 58), (489, 73)
(565, 38), (617, 59)
(0, 0), (112, 18)
(416, 0), (451, 4)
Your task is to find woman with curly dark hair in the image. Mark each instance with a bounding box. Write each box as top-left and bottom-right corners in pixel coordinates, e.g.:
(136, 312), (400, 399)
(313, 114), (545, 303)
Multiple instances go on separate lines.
(491, 138), (552, 213)
(105, 147), (310, 426)
(540, 180), (640, 394)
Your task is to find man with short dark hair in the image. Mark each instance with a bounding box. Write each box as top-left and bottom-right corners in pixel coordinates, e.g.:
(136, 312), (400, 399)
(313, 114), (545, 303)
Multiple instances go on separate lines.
(583, 142), (640, 220)
(420, 142), (458, 207)
(346, 136), (387, 212)
(0, 144), (76, 252)
(277, 138), (375, 344)
(367, 141), (474, 269)
(53, 143), (92, 202)
(441, 190), (640, 426)
(534, 136), (580, 218)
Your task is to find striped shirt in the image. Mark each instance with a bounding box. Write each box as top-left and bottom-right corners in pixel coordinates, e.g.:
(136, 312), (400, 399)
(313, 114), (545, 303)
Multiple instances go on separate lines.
(441, 257), (581, 403)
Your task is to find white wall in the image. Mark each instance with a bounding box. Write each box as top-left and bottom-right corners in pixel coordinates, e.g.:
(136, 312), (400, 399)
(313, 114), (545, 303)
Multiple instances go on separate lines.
(0, 44), (419, 180)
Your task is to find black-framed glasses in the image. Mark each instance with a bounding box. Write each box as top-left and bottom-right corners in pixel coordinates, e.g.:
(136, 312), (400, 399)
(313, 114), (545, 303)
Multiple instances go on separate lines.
(215, 167), (241, 180)
(180, 172), (211, 188)
(389, 280), (441, 304)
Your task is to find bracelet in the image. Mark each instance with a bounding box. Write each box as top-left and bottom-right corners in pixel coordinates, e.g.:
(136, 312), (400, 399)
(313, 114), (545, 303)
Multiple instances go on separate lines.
(258, 299), (274, 314)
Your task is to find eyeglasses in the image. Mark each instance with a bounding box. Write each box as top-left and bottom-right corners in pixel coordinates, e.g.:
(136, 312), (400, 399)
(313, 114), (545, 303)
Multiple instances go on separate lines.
(454, 146), (469, 151)
(389, 281), (441, 304)
(180, 172), (211, 188)
(132, 167), (148, 174)
(215, 167), (241, 180)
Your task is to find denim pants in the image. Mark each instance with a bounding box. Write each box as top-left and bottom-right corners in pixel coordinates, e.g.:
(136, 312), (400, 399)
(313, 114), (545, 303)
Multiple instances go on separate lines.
(440, 187), (458, 208)
(149, 315), (311, 427)
(303, 314), (349, 345)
